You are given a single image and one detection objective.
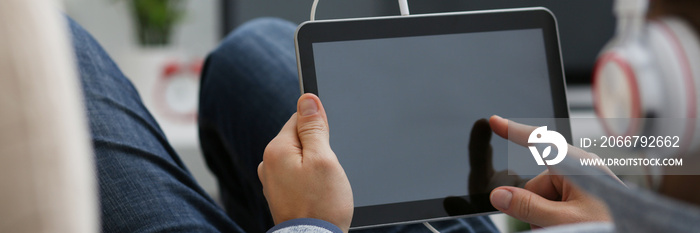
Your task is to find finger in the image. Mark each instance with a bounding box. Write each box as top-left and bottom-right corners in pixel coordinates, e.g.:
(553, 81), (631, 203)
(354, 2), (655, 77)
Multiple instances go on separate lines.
(263, 114), (302, 167)
(490, 187), (570, 227)
(468, 119), (495, 194)
(489, 115), (539, 147)
(489, 115), (508, 139)
(523, 170), (561, 201)
(296, 93), (331, 157)
(273, 113), (301, 148)
(257, 161), (265, 183)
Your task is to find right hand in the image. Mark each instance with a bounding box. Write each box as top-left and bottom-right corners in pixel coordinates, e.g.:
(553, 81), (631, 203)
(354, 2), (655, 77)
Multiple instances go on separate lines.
(487, 115), (616, 228)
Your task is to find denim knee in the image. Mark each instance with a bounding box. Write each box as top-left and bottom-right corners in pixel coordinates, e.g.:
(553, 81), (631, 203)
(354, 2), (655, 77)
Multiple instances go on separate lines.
(219, 17), (297, 51)
(201, 17), (298, 96)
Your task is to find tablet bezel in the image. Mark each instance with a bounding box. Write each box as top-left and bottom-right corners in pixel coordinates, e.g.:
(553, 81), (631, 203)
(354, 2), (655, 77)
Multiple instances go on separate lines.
(294, 7), (571, 229)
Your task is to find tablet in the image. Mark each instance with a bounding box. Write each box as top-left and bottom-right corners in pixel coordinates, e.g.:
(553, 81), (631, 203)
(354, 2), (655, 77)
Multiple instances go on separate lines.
(295, 7), (570, 229)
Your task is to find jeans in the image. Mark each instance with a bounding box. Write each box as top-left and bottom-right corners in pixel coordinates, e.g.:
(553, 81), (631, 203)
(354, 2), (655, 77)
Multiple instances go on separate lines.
(69, 18), (243, 232)
(71, 16), (498, 233)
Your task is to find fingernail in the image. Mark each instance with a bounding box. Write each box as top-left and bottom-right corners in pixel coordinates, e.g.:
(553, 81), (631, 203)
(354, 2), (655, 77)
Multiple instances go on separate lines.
(492, 115), (503, 121)
(300, 97), (319, 116)
(491, 189), (512, 210)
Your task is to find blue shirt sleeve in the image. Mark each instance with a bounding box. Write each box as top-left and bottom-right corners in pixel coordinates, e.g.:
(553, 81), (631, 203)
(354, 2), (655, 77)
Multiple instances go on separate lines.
(267, 218), (343, 233)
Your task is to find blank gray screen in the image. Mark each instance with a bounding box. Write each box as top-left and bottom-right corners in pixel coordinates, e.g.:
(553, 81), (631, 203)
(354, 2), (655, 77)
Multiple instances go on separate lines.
(312, 28), (554, 207)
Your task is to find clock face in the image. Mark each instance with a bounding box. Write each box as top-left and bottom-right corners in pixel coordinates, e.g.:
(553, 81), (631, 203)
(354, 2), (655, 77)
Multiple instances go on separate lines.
(164, 72), (199, 114)
(153, 60), (202, 123)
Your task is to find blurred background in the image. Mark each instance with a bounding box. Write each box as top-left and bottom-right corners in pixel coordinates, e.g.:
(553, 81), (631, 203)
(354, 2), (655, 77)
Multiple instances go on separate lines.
(65, 0), (614, 231)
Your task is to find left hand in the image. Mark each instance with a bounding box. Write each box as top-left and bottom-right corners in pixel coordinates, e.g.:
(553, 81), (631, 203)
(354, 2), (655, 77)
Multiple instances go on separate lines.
(258, 94), (354, 232)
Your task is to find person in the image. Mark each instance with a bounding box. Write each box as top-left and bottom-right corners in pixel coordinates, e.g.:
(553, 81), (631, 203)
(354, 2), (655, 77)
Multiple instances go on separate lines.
(71, 0), (700, 233)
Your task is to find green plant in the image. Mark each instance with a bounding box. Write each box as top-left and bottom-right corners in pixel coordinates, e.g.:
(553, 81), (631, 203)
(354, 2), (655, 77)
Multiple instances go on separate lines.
(116, 0), (186, 46)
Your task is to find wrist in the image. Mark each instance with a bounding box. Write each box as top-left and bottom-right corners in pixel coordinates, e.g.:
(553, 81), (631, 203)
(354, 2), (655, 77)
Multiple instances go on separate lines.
(267, 218), (344, 233)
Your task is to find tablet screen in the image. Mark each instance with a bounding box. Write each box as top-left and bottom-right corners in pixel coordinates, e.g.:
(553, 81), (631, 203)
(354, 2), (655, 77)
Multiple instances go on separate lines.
(312, 28), (553, 207)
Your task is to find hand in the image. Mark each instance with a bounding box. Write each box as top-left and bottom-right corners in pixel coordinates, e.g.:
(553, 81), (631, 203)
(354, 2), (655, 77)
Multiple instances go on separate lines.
(487, 115), (614, 228)
(258, 94), (353, 232)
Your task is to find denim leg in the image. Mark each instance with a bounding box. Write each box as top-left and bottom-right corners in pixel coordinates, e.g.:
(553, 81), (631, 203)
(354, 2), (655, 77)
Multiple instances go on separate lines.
(68, 18), (243, 233)
(199, 18), (499, 233)
(198, 18), (299, 233)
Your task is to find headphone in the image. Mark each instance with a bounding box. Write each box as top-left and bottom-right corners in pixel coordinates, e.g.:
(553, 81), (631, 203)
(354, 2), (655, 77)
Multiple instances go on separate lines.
(593, 0), (700, 154)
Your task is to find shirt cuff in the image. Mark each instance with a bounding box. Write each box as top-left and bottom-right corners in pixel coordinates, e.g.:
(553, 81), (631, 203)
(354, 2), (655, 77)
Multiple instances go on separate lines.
(267, 218), (343, 233)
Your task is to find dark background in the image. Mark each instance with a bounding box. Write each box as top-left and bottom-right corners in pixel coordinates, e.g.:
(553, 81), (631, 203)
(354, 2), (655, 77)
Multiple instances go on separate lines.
(221, 0), (616, 84)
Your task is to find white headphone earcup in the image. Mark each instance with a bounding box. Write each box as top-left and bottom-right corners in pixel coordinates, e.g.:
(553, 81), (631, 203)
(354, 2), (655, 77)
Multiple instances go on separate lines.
(593, 48), (644, 136)
(647, 17), (700, 153)
(593, 34), (660, 137)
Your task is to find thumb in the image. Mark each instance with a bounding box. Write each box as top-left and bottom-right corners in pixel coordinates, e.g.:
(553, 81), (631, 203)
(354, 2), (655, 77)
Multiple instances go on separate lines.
(490, 187), (567, 227)
(296, 93), (331, 155)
